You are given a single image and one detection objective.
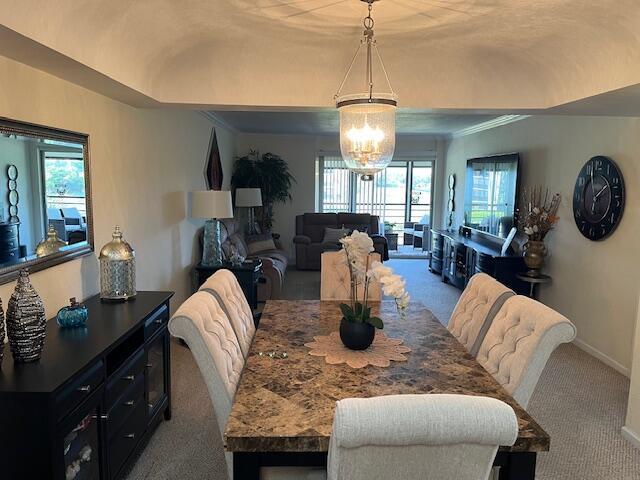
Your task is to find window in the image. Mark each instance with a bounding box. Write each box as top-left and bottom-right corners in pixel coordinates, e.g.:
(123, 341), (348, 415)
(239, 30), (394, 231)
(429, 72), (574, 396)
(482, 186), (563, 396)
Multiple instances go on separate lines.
(316, 156), (433, 229)
(42, 153), (86, 217)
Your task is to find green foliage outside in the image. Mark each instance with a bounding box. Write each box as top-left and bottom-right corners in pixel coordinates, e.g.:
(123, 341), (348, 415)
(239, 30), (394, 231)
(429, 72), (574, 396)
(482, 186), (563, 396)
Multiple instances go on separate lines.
(44, 158), (85, 197)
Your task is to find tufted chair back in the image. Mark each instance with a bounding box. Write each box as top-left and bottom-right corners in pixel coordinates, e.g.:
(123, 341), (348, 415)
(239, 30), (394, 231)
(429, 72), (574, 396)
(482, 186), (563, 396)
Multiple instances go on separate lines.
(168, 292), (244, 440)
(476, 296), (577, 408)
(321, 251), (381, 301)
(448, 273), (515, 357)
(327, 394), (518, 480)
(199, 269), (256, 359)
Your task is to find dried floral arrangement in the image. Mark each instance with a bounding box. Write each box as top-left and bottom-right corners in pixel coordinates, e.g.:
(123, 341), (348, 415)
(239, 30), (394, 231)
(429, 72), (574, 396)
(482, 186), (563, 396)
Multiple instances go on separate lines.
(517, 187), (561, 241)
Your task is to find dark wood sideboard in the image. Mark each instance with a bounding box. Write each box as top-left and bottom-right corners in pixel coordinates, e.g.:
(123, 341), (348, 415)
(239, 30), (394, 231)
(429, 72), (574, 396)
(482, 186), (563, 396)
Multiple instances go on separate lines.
(0, 291), (173, 480)
(0, 222), (20, 263)
(430, 229), (529, 295)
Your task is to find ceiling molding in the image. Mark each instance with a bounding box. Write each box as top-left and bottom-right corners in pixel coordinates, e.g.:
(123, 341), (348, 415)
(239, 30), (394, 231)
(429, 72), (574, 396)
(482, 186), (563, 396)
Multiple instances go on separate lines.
(450, 115), (531, 139)
(199, 111), (239, 133)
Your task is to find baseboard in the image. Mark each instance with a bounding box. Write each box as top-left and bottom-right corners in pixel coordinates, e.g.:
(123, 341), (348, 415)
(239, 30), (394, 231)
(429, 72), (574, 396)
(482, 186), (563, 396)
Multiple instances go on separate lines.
(572, 338), (630, 377)
(622, 426), (640, 450)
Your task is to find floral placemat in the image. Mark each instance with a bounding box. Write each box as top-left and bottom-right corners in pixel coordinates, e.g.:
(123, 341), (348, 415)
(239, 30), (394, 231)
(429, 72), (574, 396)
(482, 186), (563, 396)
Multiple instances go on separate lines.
(304, 331), (411, 369)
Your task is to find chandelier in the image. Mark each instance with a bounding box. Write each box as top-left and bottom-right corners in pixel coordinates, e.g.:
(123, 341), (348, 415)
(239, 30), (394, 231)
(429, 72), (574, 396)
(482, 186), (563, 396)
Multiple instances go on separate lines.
(335, 0), (396, 181)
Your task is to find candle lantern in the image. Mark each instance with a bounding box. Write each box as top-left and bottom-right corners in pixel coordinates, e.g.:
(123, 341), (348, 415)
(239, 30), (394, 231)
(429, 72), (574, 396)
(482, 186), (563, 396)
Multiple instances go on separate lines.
(99, 226), (136, 302)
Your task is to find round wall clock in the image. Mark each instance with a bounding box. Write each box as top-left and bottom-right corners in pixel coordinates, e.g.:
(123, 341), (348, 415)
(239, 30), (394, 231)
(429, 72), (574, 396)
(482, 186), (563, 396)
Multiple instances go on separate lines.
(573, 156), (624, 241)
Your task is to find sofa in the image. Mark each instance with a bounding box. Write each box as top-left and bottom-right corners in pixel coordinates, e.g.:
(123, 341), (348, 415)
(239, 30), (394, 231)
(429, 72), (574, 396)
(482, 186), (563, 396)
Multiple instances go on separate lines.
(213, 219), (288, 301)
(293, 213), (388, 270)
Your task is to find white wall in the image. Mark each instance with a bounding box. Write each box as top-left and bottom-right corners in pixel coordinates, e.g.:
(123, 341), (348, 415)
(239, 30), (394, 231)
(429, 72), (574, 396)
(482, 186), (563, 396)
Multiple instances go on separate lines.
(442, 115), (640, 374)
(234, 134), (441, 261)
(0, 55), (236, 317)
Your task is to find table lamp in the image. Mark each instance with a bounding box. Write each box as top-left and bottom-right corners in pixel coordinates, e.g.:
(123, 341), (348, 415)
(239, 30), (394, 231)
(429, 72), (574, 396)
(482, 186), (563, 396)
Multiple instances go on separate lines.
(235, 188), (262, 235)
(191, 190), (233, 266)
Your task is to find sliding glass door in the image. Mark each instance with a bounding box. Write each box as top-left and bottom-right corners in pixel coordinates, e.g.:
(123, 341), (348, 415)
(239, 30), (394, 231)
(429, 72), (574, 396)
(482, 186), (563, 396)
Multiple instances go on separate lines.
(316, 156), (433, 229)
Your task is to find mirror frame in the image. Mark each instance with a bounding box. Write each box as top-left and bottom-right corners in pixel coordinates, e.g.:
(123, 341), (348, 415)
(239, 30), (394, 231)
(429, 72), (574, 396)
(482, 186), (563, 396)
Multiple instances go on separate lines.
(0, 117), (93, 284)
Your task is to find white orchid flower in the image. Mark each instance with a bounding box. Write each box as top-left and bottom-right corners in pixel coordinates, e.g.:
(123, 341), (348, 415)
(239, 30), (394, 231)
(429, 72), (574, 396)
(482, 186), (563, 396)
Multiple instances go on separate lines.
(339, 230), (409, 317)
(367, 261), (393, 279)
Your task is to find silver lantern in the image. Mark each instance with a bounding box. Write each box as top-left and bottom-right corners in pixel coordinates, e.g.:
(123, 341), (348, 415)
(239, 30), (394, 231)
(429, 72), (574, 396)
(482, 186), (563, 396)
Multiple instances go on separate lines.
(99, 226), (136, 302)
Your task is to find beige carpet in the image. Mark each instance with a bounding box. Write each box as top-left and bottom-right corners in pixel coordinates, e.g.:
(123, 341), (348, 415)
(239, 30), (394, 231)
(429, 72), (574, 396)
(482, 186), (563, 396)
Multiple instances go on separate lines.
(125, 259), (640, 480)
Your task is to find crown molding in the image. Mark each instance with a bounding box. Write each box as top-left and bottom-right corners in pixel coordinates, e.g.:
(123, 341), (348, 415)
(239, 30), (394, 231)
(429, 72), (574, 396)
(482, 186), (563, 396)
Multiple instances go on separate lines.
(451, 115), (530, 139)
(199, 111), (239, 133)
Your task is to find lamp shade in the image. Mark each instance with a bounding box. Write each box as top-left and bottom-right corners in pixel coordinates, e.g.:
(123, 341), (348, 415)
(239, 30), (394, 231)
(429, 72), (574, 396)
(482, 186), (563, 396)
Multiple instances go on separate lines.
(191, 190), (233, 219)
(235, 188), (263, 207)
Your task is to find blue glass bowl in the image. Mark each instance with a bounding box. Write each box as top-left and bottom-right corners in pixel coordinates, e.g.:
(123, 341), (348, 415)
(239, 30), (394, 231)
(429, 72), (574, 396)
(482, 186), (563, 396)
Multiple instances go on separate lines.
(57, 298), (88, 328)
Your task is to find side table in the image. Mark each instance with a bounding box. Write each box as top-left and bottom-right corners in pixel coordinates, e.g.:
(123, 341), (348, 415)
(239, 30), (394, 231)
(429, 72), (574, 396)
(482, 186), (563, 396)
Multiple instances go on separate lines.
(194, 260), (263, 317)
(515, 272), (552, 300)
(385, 232), (398, 251)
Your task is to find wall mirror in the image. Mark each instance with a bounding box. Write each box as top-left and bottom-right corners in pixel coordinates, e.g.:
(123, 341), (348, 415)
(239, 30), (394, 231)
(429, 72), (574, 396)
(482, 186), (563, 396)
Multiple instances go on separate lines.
(0, 117), (93, 283)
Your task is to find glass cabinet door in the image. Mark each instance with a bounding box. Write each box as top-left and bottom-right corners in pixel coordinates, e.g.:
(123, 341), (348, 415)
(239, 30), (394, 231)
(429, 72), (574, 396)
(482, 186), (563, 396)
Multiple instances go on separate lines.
(146, 332), (167, 417)
(61, 406), (101, 480)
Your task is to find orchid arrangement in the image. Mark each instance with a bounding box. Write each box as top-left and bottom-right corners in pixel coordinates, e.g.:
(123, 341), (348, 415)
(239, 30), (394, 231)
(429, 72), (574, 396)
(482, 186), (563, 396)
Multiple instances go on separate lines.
(339, 230), (410, 329)
(517, 187), (561, 241)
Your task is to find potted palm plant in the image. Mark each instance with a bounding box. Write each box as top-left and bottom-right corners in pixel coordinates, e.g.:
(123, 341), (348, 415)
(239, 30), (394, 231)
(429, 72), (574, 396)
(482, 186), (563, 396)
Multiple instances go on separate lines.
(231, 150), (295, 232)
(339, 231), (409, 350)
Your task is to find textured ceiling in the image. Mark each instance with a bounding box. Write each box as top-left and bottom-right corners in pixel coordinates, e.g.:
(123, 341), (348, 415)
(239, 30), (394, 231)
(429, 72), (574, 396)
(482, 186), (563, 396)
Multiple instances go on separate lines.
(1, 0), (640, 111)
(210, 110), (501, 135)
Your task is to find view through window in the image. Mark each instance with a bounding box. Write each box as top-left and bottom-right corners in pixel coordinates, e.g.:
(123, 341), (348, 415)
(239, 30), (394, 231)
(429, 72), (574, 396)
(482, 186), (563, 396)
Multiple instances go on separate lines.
(43, 154), (86, 217)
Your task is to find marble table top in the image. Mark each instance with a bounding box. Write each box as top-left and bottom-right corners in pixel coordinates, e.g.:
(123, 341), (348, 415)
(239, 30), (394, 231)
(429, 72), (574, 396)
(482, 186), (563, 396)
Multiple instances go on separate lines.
(225, 300), (550, 453)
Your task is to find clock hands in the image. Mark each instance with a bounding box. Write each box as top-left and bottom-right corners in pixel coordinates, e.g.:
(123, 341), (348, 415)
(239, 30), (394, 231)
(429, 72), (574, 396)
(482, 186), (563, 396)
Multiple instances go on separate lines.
(590, 183), (609, 214)
(594, 183), (609, 199)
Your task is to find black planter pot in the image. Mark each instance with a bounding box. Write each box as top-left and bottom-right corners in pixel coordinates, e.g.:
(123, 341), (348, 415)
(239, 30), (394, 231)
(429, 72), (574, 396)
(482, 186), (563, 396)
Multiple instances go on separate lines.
(339, 318), (375, 350)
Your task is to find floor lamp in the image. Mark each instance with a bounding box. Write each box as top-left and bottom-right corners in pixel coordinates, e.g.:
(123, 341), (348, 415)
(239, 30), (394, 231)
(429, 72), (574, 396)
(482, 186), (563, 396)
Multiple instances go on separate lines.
(235, 188), (262, 235)
(191, 190), (233, 266)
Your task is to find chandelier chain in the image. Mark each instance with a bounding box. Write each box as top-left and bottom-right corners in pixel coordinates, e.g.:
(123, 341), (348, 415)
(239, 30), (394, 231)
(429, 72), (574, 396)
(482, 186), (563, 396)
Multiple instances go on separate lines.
(335, 0), (396, 103)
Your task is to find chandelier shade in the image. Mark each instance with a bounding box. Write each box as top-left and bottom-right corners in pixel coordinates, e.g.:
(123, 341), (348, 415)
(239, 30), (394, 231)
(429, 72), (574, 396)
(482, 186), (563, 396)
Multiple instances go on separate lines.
(337, 94), (396, 176)
(335, 0), (397, 178)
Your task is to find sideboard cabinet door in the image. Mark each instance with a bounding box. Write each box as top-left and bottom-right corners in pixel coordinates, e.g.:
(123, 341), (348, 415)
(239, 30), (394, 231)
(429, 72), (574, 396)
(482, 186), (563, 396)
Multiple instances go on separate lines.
(57, 389), (105, 480)
(146, 329), (170, 420)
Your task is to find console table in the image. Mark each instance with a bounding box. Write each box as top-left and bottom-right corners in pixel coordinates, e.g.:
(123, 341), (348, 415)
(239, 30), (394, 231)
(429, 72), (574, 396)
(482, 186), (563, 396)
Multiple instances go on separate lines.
(0, 291), (173, 480)
(430, 229), (529, 294)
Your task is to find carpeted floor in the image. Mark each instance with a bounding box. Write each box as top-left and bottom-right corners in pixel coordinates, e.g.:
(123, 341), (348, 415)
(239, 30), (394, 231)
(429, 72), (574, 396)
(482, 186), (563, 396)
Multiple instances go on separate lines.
(125, 259), (640, 480)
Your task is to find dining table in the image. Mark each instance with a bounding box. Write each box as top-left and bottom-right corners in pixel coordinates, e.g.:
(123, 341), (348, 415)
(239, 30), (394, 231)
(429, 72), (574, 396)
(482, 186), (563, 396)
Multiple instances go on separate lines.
(225, 300), (550, 479)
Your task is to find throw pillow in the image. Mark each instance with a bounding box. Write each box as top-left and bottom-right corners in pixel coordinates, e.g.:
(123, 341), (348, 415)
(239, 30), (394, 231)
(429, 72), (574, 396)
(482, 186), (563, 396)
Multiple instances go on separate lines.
(246, 234), (276, 255)
(229, 233), (248, 258)
(323, 227), (351, 244)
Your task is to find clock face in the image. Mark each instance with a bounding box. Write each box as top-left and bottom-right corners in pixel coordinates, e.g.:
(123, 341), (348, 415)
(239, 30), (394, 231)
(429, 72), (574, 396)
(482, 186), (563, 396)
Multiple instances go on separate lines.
(573, 156), (624, 241)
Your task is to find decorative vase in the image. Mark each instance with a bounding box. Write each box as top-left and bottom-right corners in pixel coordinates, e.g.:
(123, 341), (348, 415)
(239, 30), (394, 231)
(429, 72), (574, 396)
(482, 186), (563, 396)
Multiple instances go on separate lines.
(523, 240), (547, 277)
(56, 297), (88, 328)
(35, 225), (68, 258)
(0, 298), (5, 368)
(99, 226), (136, 302)
(6, 269), (46, 363)
(339, 318), (375, 350)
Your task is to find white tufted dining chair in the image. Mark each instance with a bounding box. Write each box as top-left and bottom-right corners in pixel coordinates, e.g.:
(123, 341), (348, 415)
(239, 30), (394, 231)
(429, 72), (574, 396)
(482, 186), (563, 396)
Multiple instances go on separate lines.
(448, 273), (515, 357)
(263, 394), (517, 480)
(320, 251), (381, 302)
(168, 291), (245, 479)
(326, 393), (518, 480)
(476, 296), (577, 408)
(199, 269), (256, 358)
